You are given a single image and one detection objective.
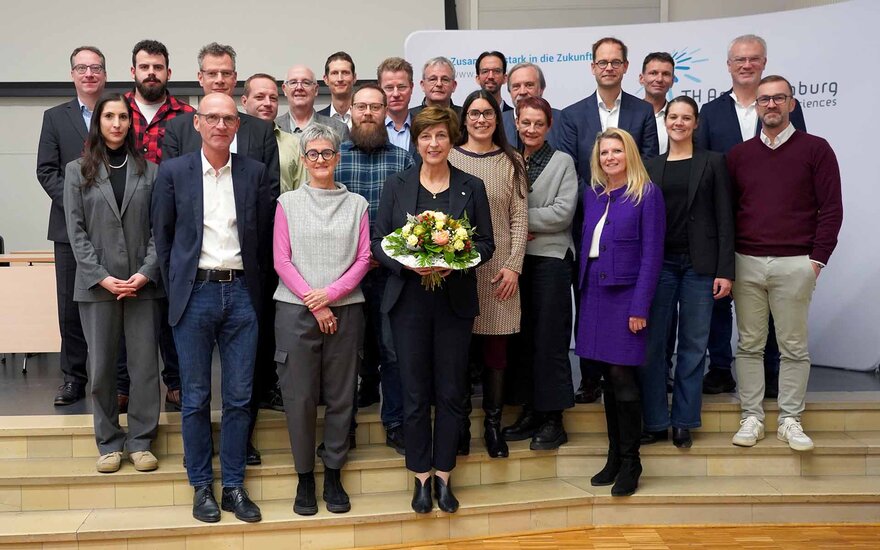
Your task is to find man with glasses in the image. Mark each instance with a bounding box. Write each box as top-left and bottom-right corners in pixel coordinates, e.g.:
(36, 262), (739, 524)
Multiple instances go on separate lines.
(317, 52), (357, 130)
(410, 56), (461, 118)
(639, 52), (675, 155)
(377, 57), (416, 156)
(558, 36), (658, 405)
(37, 45), (107, 406)
(275, 64), (349, 141)
(501, 62), (562, 150)
(152, 92), (273, 524)
(697, 34), (807, 398)
(727, 75), (841, 452)
(336, 84), (414, 454)
(475, 51), (513, 112)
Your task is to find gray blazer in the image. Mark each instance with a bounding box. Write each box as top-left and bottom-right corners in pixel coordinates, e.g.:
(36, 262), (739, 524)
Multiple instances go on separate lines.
(274, 110), (350, 141)
(64, 158), (164, 302)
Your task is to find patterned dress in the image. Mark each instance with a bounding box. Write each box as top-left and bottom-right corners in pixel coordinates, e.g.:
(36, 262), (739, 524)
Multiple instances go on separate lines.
(448, 147), (528, 335)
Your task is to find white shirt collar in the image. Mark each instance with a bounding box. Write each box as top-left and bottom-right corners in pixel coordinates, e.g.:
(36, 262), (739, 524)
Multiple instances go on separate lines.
(598, 92), (622, 111)
(201, 149), (232, 176)
(329, 102), (351, 123)
(729, 90), (756, 109)
(760, 122), (796, 149)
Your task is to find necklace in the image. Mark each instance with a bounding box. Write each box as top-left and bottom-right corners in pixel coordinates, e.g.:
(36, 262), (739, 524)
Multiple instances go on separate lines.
(108, 155), (128, 170)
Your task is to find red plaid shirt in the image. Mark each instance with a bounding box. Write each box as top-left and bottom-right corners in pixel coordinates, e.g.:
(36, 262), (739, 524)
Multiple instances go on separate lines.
(125, 91), (195, 164)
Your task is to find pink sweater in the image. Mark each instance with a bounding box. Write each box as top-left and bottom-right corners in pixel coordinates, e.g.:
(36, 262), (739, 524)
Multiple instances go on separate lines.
(273, 204), (371, 304)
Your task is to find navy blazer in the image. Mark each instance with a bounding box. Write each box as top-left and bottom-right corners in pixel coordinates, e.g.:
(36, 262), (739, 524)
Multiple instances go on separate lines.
(371, 163), (495, 318)
(695, 89), (807, 154)
(558, 91), (659, 188)
(151, 152), (274, 326)
(36, 98), (89, 243)
(161, 111), (281, 200)
(579, 184), (665, 319)
(501, 108), (563, 151)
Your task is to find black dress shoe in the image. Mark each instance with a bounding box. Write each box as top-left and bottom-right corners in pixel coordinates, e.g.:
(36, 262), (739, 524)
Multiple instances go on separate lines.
(257, 384), (285, 412)
(640, 429), (668, 445)
(672, 428), (693, 448)
(246, 442), (262, 466)
(530, 411), (568, 451)
(192, 485), (220, 523)
(221, 486), (262, 522)
(411, 477), (433, 513)
(54, 382), (85, 406)
(434, 476), (459, 513)
(294, 471), (317, 516)
(574, 377), (602, 404)
(702, 368), (736, 394)
(502, 406), (543, 441)
(385, 426), (406, 456)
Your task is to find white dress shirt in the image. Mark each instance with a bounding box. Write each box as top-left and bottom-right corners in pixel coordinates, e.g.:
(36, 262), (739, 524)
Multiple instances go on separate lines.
(198, 151), (243, 270)
(598, 92), (622, 131)
(730, 91), (758, 143)
(654, 102), (669, 155)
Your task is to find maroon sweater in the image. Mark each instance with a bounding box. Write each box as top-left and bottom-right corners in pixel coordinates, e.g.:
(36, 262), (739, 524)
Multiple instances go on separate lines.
(727, 130), (843, 265)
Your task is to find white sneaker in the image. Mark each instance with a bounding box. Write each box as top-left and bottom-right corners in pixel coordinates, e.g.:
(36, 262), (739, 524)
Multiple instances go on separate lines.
(732, 416), (765, 447)
(777, 418), (814, 451)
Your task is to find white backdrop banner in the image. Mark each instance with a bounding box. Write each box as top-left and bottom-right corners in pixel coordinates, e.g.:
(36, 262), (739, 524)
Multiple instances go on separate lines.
(405, 0), (880, 371)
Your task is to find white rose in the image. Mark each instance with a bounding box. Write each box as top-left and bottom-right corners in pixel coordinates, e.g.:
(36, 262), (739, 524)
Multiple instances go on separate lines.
(434, 212), (447, 222)
(455, 227), (468, 239)
(401, 223), (413, 236)
(453, 240), (465, 251)
(406, 234), (419, 248)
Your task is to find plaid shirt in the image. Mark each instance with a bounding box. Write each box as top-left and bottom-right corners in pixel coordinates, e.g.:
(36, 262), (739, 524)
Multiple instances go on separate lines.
(125, 91), (195, 164)
(336, 141), (414, 230)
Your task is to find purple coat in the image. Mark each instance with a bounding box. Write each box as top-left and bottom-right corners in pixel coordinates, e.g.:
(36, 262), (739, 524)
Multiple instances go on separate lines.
(575, 183), (665, 366)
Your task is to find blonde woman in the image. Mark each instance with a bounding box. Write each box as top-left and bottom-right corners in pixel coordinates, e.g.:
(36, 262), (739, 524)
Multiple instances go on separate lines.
(575, 128), (665, 497)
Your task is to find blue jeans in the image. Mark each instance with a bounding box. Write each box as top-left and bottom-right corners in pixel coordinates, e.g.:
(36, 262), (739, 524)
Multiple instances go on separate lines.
(362, 269), (402, 429)
(641, 254), (714, 430)
(173, 277), (258, 487)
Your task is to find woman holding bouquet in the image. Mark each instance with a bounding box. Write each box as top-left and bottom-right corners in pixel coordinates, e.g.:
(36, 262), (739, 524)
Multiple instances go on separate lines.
(274, 124), (370, 516)
(448, 90), (528, 459)
(577, 128), (665, 497)
(372, 107), (495, 514)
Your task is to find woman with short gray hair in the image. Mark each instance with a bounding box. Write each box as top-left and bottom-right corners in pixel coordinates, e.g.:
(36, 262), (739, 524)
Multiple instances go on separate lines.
(274, 124), (370, 516)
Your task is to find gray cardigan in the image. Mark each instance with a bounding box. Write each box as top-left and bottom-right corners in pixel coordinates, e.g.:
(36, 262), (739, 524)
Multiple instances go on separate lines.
(526, 150), (577, 259)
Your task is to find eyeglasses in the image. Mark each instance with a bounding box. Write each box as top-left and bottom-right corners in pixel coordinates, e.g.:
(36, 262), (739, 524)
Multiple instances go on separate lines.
(304, 149), (337, 161)
(730, 56), (765, 66)
(479, 68), (503, 76)
(72, 64), (105, 75)
(352, 102), (385, 113)
(467, 109), (496, 121)
(382, 84), (410, 94)
(594, 60), (625, 69)
(425, 76), (453, 86)
(756, 94), (791, 106)
(285, 79), (315, 89)
(200, 70), (235, 80)
(196, 113), (239, 127)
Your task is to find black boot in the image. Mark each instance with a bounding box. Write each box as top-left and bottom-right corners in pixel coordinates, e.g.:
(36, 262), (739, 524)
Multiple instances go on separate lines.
(322, 467), (351, 513)
(591, 383), (620, 487)
(530, 410), (567, 450)
(502, 405), (543, 441)
(611, 399), (643, 497)
(482, 368), (509, 458)
(458, 387), (473, 456)
(411, 476), (433, 513)
(293, 471), (317, 516)
(434, 475), (459, 513)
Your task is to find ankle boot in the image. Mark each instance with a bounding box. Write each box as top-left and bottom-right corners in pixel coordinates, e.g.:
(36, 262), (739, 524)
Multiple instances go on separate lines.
(530, 410), (567, 450)
(434, 475), (459, 513)
(591, 382), (621, 486)
(411, 476), (433, 513)
(502, 405), (543, 441)
(293, 471), (317, 516)
(322, 467), (351, 513)
(482, 368), (509, 458)
(611, 399), (643, 497)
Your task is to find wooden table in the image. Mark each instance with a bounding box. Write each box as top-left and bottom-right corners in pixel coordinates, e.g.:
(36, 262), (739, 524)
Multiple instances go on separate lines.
(0, 265), (61, 372)
(0, 253), (55, 265)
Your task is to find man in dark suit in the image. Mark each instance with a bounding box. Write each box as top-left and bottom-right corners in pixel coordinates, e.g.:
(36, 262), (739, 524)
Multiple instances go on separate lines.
(501, 62), (563, 150)
(378, 57), (418, 159)
(475, 51), (513, 112)
(152, 93), (272, 524)
(36, 45), (107, 406)
(317, 51), (357, 129)
(558, 37), (658, 404)
(696, 34), (807, 397)
(409, 57), (462, 119)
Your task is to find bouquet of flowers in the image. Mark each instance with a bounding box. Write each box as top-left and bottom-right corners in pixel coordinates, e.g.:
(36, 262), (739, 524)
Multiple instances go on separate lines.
(381, 210), (481, 290)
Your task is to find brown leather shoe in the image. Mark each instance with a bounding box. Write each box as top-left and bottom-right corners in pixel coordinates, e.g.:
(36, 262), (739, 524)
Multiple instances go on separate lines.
(117, 394), (129, 414)
(165, 389), (181, 411)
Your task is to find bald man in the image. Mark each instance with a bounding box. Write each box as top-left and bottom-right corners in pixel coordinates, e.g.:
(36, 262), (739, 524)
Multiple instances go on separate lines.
(276, 64), (350, 140)
(152, 93), (273, 524)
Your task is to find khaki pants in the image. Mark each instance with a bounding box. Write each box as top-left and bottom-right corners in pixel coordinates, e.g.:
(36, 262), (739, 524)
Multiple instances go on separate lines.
(733, 253), (816, 424)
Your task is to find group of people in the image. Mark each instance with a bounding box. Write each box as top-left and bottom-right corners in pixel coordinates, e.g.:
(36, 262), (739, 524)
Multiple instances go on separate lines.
(36, 32), (842, 522)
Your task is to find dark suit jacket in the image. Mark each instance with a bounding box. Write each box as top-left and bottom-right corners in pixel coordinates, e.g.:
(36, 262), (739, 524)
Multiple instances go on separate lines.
(558, 90), (659, 186)
(64, 159), (163, 302)
(161, 111), (281, 200)
(371, 163), (495, 318)
(151, 152), (273, 326)
(36, 98), (89, 242)
(645, 149), (735, 279)
(695, 89), (807, 154)
(502, 108), (563, 151)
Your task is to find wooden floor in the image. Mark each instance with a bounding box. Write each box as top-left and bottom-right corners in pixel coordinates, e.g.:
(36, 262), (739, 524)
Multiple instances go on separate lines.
(376, 525), (880, 549)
